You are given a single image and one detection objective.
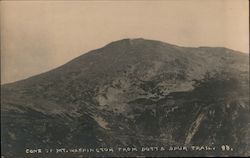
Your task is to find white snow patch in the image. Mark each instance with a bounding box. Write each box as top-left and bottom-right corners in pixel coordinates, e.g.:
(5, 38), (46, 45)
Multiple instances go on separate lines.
(93, 116), (110, 130)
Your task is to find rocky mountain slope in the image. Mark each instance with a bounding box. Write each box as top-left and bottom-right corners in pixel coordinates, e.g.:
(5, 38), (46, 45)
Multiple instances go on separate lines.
(1, 38), (249, 157)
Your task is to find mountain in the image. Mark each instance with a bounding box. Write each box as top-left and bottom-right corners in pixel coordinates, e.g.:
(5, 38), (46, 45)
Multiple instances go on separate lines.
(1, 38), (249, 157)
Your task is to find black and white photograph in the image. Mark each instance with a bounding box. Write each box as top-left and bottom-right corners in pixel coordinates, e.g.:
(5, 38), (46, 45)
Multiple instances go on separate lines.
(1, 0), (249, 157)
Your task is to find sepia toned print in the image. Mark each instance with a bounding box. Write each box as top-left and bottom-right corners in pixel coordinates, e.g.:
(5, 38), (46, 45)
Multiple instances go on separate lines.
(1, 0), (249, 157)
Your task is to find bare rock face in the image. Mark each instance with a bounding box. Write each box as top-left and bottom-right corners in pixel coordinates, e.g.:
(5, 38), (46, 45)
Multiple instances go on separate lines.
(1, 38), (249, 157)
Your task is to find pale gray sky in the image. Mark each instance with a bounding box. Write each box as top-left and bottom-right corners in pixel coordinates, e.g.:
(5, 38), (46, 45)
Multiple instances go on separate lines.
(1, 0), (249, 84)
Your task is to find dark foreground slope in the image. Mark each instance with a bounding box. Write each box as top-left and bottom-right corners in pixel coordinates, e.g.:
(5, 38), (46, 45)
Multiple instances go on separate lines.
(1, 38), (249, 157)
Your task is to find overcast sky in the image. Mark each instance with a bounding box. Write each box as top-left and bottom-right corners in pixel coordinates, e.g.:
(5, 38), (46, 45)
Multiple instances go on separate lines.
(1, 0), (249, 84)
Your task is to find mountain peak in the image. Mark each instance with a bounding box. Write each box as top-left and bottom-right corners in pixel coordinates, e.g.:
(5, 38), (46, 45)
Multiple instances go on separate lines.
(105, 38), (178, 50)
(2, 38), (249, 157)
(2, 38), (248, 88)
(106, 38), (146, 45)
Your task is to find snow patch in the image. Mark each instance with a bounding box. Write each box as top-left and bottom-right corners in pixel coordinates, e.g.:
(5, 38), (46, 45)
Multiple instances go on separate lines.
(93, 116), (110, 130)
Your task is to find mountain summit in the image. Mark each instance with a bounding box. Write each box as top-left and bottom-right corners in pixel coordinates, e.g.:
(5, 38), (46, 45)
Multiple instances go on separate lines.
(1, 39), (249, 157)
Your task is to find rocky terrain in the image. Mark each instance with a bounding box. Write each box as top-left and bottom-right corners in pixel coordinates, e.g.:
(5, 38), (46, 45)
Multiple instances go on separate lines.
(1, 38), (249, 157)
